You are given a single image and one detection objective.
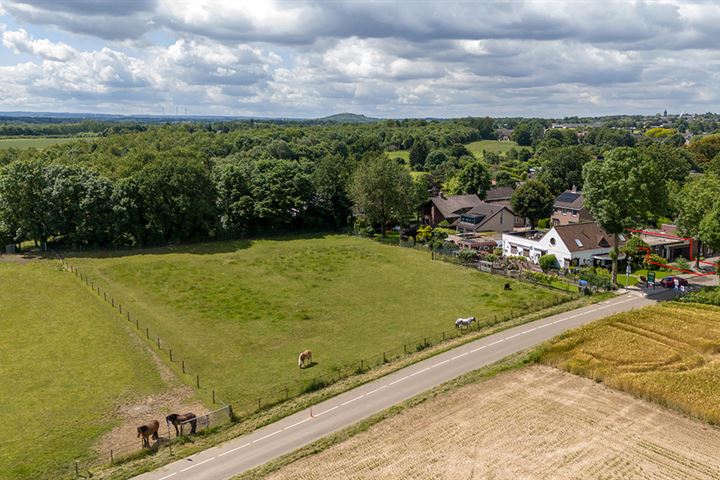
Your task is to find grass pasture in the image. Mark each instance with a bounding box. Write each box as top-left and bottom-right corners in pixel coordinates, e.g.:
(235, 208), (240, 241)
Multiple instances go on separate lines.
(0, 136), (88, 149)
(66, 235), (567, 412)
(0, 260), (168, 480)
(465, 139), (526, 159)
(540, 303), (720, 423)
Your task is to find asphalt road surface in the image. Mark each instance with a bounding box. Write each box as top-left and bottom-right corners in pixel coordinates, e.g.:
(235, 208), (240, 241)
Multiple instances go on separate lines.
(135, 290), (673, 480)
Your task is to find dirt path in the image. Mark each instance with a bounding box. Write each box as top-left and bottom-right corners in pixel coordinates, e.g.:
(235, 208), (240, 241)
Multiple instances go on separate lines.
(267, 366), (720, 479)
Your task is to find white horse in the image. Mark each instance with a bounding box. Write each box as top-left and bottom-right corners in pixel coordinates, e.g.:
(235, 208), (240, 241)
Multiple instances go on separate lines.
(455, 317), (476, 329)
(298, 349), (313, 368)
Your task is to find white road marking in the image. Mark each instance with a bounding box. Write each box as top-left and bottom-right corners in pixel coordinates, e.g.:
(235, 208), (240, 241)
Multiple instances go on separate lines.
(434, 359), (451, 366)
(388, 376), (409, 386)
(469, 345), (487, 353)
(283, 417), (312, 430)
(252, 430), (282, 443)
(451, 352), (469, 360)
(342, 394), (366, 404)
(158, 473), (177, 480)
(180, 457), (216, 472)
(365, 385), (388, 396)
(217, 443), (250, 457)
(315, 405), (339, 416)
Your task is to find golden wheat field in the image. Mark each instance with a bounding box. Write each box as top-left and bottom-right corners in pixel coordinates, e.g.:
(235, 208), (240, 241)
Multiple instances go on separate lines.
(266, 366), (720, 480)
(541, 303), (720, 423)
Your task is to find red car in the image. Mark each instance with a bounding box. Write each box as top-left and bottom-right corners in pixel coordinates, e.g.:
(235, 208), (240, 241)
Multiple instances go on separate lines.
(659, 276), (689, 288)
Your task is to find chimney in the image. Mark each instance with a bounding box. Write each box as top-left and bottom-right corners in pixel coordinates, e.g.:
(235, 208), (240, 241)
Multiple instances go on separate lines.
(571, 185), (577, 193)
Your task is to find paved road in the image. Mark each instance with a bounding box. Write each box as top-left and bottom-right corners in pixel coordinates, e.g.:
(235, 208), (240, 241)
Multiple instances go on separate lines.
(135, 291), (673, 480)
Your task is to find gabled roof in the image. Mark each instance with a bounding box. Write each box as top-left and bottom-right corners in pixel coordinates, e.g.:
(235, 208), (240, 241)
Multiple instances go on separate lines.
(429, 194), (482, 219)
(551, 222), (625, 253)
(554, 190), (584, 210)
(454, 203), (518, 231)
(485, 187), (515, 201)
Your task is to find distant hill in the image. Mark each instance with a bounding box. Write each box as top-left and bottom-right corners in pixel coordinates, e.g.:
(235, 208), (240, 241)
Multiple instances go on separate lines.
(316, 113), (381, 124)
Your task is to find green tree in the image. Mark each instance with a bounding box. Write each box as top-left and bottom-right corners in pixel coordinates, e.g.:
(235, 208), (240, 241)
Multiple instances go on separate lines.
(349, 155), (413, 235)
(136, 158), (217, 242)
(212, 160), (254, 236)
(510, 123), (533, 146)
(0, 158), (53, 245)
(424, 150), (448, 170)
(673, 175), (720, 267)
(623, 235), (650, 268)
(688, 133), (720, 164)
(493, 170), (516, 189)
(250, 159), (314, 228)
(510, 180), (554, 229)
(312, 154), (354, 227)
(537, 146), (592, 195)
(409, 140), (428, 170)
(582, 148), (662, 286)
(457, 161), (491, 198)
(539, 254), (559, 272)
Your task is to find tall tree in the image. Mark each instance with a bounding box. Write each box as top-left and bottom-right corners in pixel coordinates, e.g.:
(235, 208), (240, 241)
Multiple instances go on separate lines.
(582, 147), (663, 286)
(349, 155), (413, 234)
(408, 140), (428, 170)
(457, 161), (491, 198)
(312, 154), (354, 227)
(537, 146), (592, 195)
(688, 133), (720, 164)
(510, 180), (554, 229)
(672, 175), (720, 267)
(0, 158), (53, 245)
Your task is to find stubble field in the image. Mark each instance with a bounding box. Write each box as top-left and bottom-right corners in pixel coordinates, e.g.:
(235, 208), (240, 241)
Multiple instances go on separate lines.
(266, 365), (720, 480)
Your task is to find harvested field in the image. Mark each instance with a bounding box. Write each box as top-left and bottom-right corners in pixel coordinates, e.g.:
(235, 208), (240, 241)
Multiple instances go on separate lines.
(265, 366), (720, 480)
(541, 303), (720, 423)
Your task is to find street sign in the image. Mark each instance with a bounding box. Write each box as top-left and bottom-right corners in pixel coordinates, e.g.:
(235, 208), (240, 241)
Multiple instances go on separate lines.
(647, 271), (656, 284)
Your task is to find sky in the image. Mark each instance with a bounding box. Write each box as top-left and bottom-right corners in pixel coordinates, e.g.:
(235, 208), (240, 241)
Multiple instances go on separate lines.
(0, 0), (719, 118)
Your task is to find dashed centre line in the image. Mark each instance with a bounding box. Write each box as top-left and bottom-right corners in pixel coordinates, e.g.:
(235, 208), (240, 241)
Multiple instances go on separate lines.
(152, 296), (637, 478)
(180, 457), (216, 472)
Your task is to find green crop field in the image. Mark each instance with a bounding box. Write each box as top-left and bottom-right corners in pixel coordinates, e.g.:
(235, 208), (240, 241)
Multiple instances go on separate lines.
(0, 137), (88, 149)
(67, 235), (567, 412)
(0, 260), (168, 480)
(540, 302), (720, 424)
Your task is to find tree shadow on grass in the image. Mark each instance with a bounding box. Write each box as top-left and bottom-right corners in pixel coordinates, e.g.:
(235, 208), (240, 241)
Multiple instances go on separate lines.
(58, 231), (341, 260)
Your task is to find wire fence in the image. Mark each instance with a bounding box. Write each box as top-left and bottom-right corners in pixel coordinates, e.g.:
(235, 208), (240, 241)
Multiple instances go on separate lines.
(50, 251), (234, 476)
(50, 245), (578, 477)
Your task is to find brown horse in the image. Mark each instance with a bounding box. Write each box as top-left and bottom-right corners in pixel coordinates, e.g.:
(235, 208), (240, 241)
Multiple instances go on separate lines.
(137, 420), (160, 447)
(298, 349), (312, 368)
(166, 413), (197, 436)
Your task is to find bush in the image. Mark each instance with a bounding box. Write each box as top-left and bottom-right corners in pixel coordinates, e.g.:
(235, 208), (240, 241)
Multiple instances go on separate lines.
(680, 286), (720, 306)
(524, 271), (553, 285)
(537, 218), (551, 229)
(674, 255), (691, 272)
(353, 217), (375, 237)
(457, 249), (478, 265)
(644, 253), (671, 271)
(415, 225), (432, 243)
(539, 254), (559, 272)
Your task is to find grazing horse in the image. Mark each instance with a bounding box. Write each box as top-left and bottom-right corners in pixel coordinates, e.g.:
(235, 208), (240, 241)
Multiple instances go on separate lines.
(137, 420), (160, 447)
(455, 316), (476, 329)
(166, 413), (197, 436)
(298, 349), (313, 368)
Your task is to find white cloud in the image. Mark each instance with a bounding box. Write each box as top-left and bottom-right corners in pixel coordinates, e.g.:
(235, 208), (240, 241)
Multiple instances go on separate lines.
(1, 28), (76, 61)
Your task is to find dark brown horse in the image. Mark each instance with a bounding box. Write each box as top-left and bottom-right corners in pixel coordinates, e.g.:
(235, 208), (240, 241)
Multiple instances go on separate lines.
(137, 420), (160, 447)
(166, 413), (197, 436)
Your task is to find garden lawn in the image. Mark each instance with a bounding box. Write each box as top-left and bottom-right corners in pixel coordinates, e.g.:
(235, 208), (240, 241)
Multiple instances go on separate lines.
(465, 140), (527, 159)
(540, 302), (720, 423)
(67, 235), (567, 412)
(0, 260), (167, 480)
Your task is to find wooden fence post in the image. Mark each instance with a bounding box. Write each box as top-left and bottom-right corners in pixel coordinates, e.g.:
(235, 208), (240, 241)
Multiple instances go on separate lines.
(182, 360), (186, 373)
(110, 449), (114, 464)
(212, 390), (216, 404)
(257, 398), (261, 410)
(157, 337), (160, 349)
(146, 327), (149, 339)
(383, 351), (387, 363)
(75, 461), (79, 477)
(169, 349), (173, 362)
(196, 375), (200, 389)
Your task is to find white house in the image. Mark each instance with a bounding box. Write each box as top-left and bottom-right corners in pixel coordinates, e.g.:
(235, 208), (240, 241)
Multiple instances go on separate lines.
(502, 222), (626, 268)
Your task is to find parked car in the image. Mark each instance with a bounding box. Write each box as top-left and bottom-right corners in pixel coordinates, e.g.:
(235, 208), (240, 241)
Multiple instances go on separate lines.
(659, 276), (689, 288)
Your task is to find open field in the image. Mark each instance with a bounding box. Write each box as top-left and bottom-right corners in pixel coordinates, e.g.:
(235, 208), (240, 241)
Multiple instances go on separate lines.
(465, 139), (526, 158)
(0, 136), (89, 149)
(0, 259), (179, 480)
(66, 235), (567, 411)
(541, 303), (720, 423)
(266, 365), (720, 479)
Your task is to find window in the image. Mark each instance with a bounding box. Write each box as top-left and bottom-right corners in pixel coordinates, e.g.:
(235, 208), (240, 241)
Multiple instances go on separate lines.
(575, 239), (584, 247)
(550, 237), (556, 246)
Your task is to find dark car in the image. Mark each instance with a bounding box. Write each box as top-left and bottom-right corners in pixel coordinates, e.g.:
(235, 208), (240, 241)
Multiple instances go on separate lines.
(659, 276), (689, 288)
